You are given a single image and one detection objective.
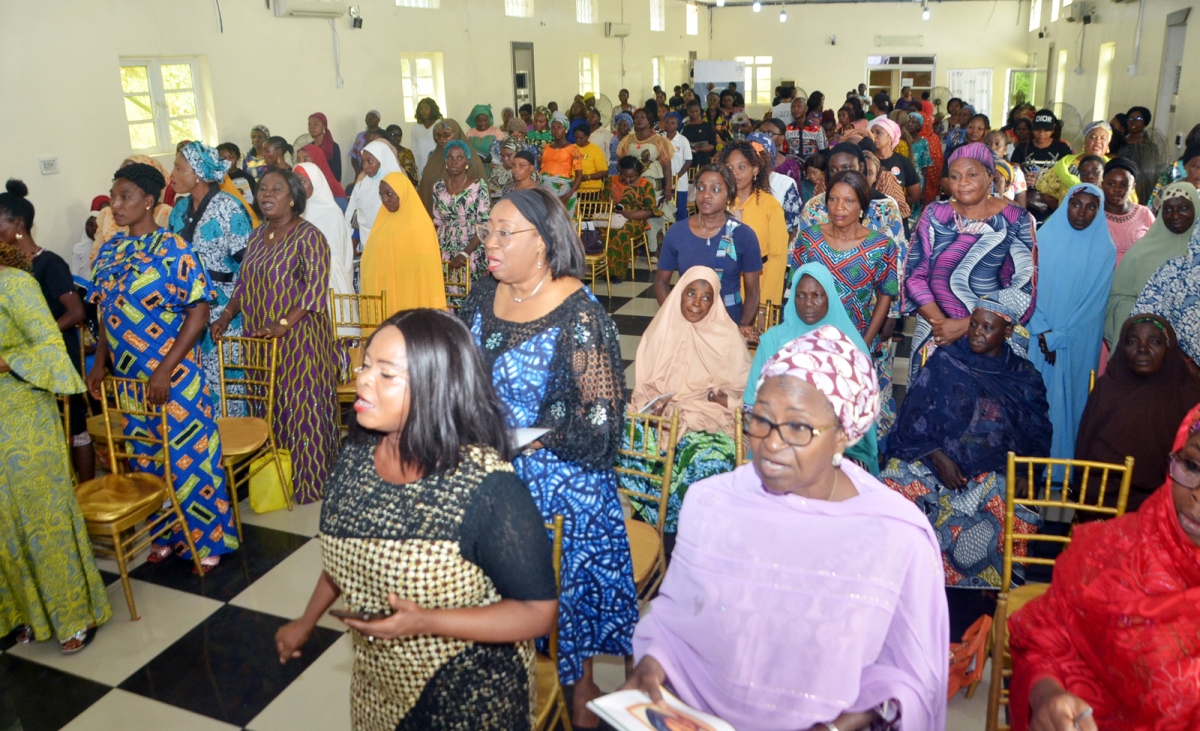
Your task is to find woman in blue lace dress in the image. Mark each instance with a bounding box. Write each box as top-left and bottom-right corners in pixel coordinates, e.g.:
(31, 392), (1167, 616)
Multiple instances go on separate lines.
(458, 188), (637, 728)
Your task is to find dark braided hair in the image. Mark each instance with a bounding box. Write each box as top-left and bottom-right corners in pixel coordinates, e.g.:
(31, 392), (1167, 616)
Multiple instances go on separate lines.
(0, 179), (35, 232)
(113, 163), (166, 202)
(717, 140), (771, 194)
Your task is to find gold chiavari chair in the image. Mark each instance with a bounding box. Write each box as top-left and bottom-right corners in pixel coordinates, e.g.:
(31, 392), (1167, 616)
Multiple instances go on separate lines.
(614, 408), (681, 605)
(328, 290), (388, 428)
(534, 515), (571, 731)
(442, 260), (471, 313)
(576, 198), (614, 297)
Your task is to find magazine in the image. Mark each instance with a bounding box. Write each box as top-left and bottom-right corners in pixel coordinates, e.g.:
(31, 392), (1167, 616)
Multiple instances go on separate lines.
(587, 688), (735, 731)
(637, 391), (677, 414)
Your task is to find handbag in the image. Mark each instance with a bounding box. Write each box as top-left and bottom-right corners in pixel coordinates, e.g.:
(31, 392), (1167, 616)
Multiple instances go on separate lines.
(249, 448), (293, 514)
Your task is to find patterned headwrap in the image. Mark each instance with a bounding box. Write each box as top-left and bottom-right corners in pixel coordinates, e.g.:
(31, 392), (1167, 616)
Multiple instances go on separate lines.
(505, 117), (527, 135)
(756, 325), (880, 446)
(550, 111), (570, 128)
(1162, 185), (1192, 203)
(745, 131), (776, 162)
(908, 111), (924, 127)
(868, 117), (902, 147)
(500, 136), (525, 154)
(180, 141), (231, 183)
(614, 111), (634, 131)
(995, 159), (1015, 184)
(1083, 120), (1112, 137)
(973, 293), (1019, 323)
(252, 124), (270, 136)
(443, 139), (472, 161)
(948, 142), (996, 174)
(533, 105), (552, 121)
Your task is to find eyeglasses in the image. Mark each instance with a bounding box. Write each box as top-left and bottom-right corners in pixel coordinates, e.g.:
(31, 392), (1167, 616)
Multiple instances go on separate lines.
(1129, 115), (1147, 123)
(742, 406), (838, 448)
(1169, 453), (1200, 490)
(476, 225), (537, 245)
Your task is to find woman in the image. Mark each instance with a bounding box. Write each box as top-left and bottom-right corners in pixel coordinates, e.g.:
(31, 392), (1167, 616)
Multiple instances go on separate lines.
(609, 112), (633, 177)
(263, 136), (294, 171)
(681, 102), (716, 170)
(295, 162), (355, 297)
(1148, 138), (1200, 211)
(362, 171), (447, 312)
(746, 263), (880, 473)
(1103, 157), (1156, 263)
(383, 125), (420, 186)
(1106, 182), (1199, 348)
(801, 152), (826, 203)
(410, 97), (442, 181)
(243, 125), (272, 181)
(1036, 121), (1112, 207)
(863, 147), (913, 219)
(800, 142), (907, 249)
(349, 109), (381, 180)
(527, 108), (553, 153)
(218, 143), (258, 203)
(883, 299), (1052, 590)
(432, 141), (490, 280)
(624, 266), (750, 540)
(539, 113), (584, 211)
(1009, 404), (1200, 731)
(1027, 184), (1115, 462)
(655, 166), (762, 338)
(887, 109), (915, 160)
(275, 309), (557, 730)
(489, 136), (523, 199)
(625, 325), (949, 731)
(943, 103), (973, 150)
(986, 131), (1029, 208)
(345, 139), (402, 247)
(88, 163), (237, 568)
(91, 155), (174, 263)
(1116, 105), (1163, 203)
(760, 118), (803, 191)
(307, 112), (342, 183)
(1077, 315), (1200, 516)
(1, 252), (111, 654)
(906, 142), (1036, 382)
(719, 140), (788, 306)
(458, 188), (638, 727)
(606, 156), (662, 281)
(617, 109), (674, 203)
(1136, 214), (1200, 366)
(1012, 109), (1075, 223)
(418, 119), (487, 215)
(573, 122), (608, 197)
(464, 103), (502, 167)
(211, 169), (339, 504)
(745, 131), (803, 246)
(169, 142), (254, 401)
(906, 111), (933, 214)
(297, 144), (347, 208)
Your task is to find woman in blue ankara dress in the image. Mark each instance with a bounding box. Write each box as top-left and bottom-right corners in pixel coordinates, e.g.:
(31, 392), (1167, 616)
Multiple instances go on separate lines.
(458, 188), (637, 728)
(87, 163), (238, 570)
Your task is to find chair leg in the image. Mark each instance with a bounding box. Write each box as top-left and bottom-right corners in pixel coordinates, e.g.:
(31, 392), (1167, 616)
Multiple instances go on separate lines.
(985, 601), (1008, 731)
(176, 504), (207, 578)
(111, 528), (139, 620)
(225, 458), (244, 543)
(272, 447), (293, 511)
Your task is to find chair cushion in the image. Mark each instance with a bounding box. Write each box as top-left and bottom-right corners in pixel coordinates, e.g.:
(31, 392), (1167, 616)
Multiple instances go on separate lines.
(1008, 582), (1050, 615)
(625, 519), (661, 584)
(75, 473), (168, 523)
(216, 417), (270, 458)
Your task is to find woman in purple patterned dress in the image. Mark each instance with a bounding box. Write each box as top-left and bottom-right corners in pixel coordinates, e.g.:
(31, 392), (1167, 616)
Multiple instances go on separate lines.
(211, 169), (339, 504)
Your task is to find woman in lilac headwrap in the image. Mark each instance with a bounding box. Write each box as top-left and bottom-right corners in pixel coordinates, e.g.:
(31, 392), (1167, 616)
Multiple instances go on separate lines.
(906, 141), (1037, 383)
(624, 325), (949, 731)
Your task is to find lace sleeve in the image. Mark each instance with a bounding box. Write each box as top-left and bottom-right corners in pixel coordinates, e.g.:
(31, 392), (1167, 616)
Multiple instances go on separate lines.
(459, 471), (558, 601)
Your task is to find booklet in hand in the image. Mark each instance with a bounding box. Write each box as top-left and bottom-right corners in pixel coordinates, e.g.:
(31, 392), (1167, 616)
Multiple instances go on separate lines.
(587, 688), (735, 731)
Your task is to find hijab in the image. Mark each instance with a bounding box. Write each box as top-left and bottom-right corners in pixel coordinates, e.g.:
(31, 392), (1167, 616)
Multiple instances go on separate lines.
(296, 162), (354, 296)
(301, 144), (346, 198)
(1105, 181), (1200, 348)
(417, 118), (487, 212)
(361, 171), (440, 285)
(631, 266), (752, 436)
(309, 112), (336, 163)
(345, 139), (402, 243)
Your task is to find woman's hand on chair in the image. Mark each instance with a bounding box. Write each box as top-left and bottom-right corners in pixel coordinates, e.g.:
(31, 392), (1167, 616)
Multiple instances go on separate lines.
(451, 253), (469, 269)
(1029, 678), (1097, 731)
(251, 322), (288, 340)
(147, 365), (172, 406)
(86, 360), (106, 401)
(619, 655), (667, 704)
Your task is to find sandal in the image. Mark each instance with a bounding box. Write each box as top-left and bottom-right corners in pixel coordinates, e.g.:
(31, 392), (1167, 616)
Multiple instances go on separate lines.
(146, 545), (173, 564)
(14, 625), (35, 645)
(192, 555), (220, 575)
(59, 626), (98, 655)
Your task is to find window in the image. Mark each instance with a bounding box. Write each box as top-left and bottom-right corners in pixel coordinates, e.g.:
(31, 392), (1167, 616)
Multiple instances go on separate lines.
(395, 0), (440, 7)
(1006, 68), (1041, 110)
(119, 58), (205, 154)
(652, 57), (664, 91)
(1053, 49), (1068, 115)
(505, 0), (533, 18)
(1029, 0), (1042, 31)
(1051, 0), (1060, 22)
(735, 56), (773, 106)
(686, 2), (699, 36)
(400, 53), (446, 124)
(580, 54), (600, 96)
(650, 0), (666, 31)
(865, 55), (935, 105)
(576, 0), (596, 23)
(1093, 42), (1116, 121)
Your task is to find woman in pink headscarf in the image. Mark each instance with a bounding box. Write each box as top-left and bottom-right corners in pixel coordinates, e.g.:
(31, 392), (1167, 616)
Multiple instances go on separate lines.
(623, 325), (949, 731)
(307, 112), (342, 184)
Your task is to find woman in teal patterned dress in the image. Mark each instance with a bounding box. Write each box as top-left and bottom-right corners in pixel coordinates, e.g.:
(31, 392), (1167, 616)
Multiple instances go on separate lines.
(87, 163), (238, 569)
(1, 249), (111, 653)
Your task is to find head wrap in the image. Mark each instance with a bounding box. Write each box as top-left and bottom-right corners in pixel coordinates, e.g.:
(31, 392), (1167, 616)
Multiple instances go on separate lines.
(829, 141), (866, 164)
(1181, 143), (1200, 166)
(745, 131), (776, 162)
(995, 160), (1015, 184)
(180, 141), (231, 183)
(868, 117), (901, 147)
(367, 109), (381, 119)
(756, 325), (880, 446)
(500, 136), (525, 154)
(443, 139), (472, 161)
(90, 195), (110, 211)
(468, 104), (493, 126)
(908, 111), (924, 127)
(948, 142), (996, 174)
(514, 150), (537, 166)
(614, 111), (634, 131)
(505, 117), (527, 135)
(550, 111), (570, 128)
(533, 105), (552, 121)
(308, 112), (335, 161)
(300, 144), (347, 198)
(583, 92), (595, 103)
(1083, 120), (1112, 137)
(1104, 156), (1141, 181)
(974, 293), (1019, 323)
(665, 111), (683, 128)
(252, 124), (270, 136)
(1032, 109), (1056, 130)
(567, 118), (590, 142)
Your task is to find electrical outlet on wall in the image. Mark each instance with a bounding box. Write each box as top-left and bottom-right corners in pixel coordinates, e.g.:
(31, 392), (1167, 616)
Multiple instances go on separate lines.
(39, 157), (59, 175)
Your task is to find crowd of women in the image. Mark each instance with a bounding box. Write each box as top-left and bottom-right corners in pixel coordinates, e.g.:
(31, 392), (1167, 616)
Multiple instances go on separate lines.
(3, 86), (1200, 730)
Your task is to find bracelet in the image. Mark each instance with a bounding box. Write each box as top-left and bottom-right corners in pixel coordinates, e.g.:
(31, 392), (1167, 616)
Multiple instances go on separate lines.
(819, 723), (840, 731)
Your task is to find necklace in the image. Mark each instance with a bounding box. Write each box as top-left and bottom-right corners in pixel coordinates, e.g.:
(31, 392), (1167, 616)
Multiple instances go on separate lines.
(266, 218), (294, 241)
(693, 215), (723, 244)
(510, 269), (549, 303)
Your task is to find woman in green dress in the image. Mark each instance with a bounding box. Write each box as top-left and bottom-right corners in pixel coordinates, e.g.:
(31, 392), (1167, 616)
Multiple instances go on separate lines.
(607, 156), (663, 281)
(0, 244), (111, 653)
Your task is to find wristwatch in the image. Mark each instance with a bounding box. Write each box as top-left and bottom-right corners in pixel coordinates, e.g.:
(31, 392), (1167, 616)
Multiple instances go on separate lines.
(278, 317), (289, 329)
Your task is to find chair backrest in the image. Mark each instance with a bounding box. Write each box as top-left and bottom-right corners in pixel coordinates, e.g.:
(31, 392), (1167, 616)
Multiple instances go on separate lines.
(1001, 451), (1135, 592)
(543, 515), (565, 664)
(328, 290), (388, 382)
(215, 336), (280, 421)
(754, 301), (782, 335)
(97, 377), (172, 481)
(576, 197), (615, 258)
(614, 409), (681, 536)
(442, 261), (472, 312)
(734, 405), (748, 466)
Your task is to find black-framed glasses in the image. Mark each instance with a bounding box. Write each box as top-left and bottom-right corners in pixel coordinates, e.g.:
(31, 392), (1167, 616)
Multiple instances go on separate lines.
(741, 406), (838, 448)
(1169, 453), (1200, 490)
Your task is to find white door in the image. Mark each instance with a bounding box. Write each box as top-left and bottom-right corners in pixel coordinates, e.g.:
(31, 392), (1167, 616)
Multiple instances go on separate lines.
(948, 68), (993, 121)
(1155, 19), (1188, 150)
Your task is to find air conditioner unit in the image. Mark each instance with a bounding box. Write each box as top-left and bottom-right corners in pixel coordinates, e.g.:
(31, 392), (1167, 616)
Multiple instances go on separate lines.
(274, 0), (348, 18)
(605, 22), (633, 38)
(1065, 2), (1086, 21)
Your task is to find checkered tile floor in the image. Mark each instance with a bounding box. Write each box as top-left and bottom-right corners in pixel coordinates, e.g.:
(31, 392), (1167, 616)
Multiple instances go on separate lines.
(1, 260), (985, 731)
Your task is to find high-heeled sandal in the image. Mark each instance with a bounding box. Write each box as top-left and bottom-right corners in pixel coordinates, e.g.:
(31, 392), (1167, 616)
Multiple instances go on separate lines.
(192, 555), (220, 574)
(14, 625), (35, 645)
(60, 626), (98, 655)
(146, 545), (173, 563)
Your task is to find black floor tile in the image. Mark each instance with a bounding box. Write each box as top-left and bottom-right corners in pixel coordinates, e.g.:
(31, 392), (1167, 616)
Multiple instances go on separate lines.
(117, 604), (341, 728)
(609, 313), (655, 338)
(0, 654), (112, 731)
(128, 524), (308, 603)
(594, 295), (631, 313)
(98, 569), (122, 587)
(0, 628), (17, 652)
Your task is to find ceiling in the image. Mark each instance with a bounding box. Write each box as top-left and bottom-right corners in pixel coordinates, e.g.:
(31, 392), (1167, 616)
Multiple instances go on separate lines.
(694, 0), (1014, 5)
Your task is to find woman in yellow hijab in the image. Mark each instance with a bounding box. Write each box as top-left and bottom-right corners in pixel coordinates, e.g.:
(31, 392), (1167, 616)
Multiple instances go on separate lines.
(360, 172), (447, 312)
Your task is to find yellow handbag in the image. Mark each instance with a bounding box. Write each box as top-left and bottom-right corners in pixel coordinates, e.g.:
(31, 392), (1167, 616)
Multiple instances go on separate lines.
(249, 449), (293, 514)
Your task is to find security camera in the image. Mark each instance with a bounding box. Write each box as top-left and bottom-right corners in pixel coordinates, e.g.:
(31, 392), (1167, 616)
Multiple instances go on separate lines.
(830, 35), (837, 45)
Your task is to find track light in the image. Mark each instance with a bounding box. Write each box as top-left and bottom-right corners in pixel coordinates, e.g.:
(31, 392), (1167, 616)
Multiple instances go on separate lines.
(716, 0), (724, 5)
(779, 7), (787, 22)
(752, 1), (761, 11)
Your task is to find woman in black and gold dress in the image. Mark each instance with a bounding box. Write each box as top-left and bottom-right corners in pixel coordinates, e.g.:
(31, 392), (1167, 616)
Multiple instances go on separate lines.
(275, 308), (558, 731)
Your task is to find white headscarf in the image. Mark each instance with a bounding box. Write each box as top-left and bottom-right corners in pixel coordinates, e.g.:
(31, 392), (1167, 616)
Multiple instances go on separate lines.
(345, 139), (403, 245)
(71, 212), (99, 279)
(297, 162), (355, 296)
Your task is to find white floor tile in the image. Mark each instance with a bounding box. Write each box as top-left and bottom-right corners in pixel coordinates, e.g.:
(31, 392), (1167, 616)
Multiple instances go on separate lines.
(593, 654), (628, 693)
(61, 688), (240, 731)
(606, 280), (654, 298)
(238, 497), (324, 537)
(625, 363), (636, 390)
(619, 334), (641, 361)
(228, 539), (347, 631)
(614, 298), (661, 317)
(7, 581), (221, 685)
(246, 633), (354, 731)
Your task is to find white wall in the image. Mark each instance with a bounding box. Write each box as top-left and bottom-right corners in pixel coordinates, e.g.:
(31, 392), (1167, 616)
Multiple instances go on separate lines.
(1, 0), (707, 258)
(706, 1), (1030, 122)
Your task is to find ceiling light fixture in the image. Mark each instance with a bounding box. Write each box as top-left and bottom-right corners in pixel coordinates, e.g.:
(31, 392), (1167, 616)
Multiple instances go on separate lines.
(752, 1), (761, 12)
(716, 0), (724, 6)
(922, 0), (930, 20)
(780, 6), (787, 22)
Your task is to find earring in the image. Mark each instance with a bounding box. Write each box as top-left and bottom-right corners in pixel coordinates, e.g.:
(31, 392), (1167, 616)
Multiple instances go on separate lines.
(831, 452), (843, 467)
(537, 258), (542, 270)
(145, 206), (151, 211)
(14, 233), (22, 240)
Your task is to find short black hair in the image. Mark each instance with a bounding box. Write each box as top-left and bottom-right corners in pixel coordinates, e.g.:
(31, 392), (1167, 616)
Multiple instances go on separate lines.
(0, 179), (34, 231)
(259, 169), (307, 216)
(804, 152), (827, 173)
(1076, 154), (1106, 170)
(970, 113), (991, 128)
(356, 309), (511, 474)
(618, 155), (643, 174)
(844, 97), (865, 121)
(519, 103), (533, 115)
(686, 99), (702, 110)
(921, 91), (930, 100)
(217, 142), (241, 161)
(385, 124), (404, 142)
(1127, 106), (1152, 125)
(113, 163), (166, 202)
(502, 188), (586, 280)
(642, 99), (660, 120)
(827, 169), (872, 213)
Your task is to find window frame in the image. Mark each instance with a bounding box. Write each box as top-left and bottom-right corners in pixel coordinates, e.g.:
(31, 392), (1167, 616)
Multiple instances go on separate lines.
(579, 54), (600, 97)
(504, 0), (534, 18)
(735, 56), (774, 106)
(399, 52), (447, 124)
(650, 0), (666, 32)
(576, 0), (596, 24)
(686, 1), (699, 36)
(119, 56), (207, 155)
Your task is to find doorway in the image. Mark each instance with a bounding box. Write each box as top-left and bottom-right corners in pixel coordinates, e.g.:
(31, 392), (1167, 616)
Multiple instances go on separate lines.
(1155, 9), (1190, 150)
(512, 42), (535, 112)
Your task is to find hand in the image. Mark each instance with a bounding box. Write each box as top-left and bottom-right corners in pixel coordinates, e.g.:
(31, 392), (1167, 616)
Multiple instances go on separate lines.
(340, 593), (426, 641)
(707, 389), (729, 408)
(251, 322), (288, 339)
(209, 314), (231, 341)
(880, 317), (898, 340)
(451, 253), (469, 269)
(650, 396), (672, 416)
(146, 365), (172, 406)
(932, 317), (969, 346)
(1030, 680), (1097, 731)
(618, 655), (667, 704)
(930, 449), (968, 489)
(86, 360), (107, 401)
(275, 618), (315, 665)
(739, 324), (759, 341)
(1039, 334), (1057, 366)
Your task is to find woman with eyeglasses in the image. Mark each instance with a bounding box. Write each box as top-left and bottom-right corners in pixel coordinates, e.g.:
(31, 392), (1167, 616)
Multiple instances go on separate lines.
(1114, 105), (1164, 203)
(623, 325), (949, 731)
(1009, 401), (1200, 731)
(457, 188), (637, 728)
